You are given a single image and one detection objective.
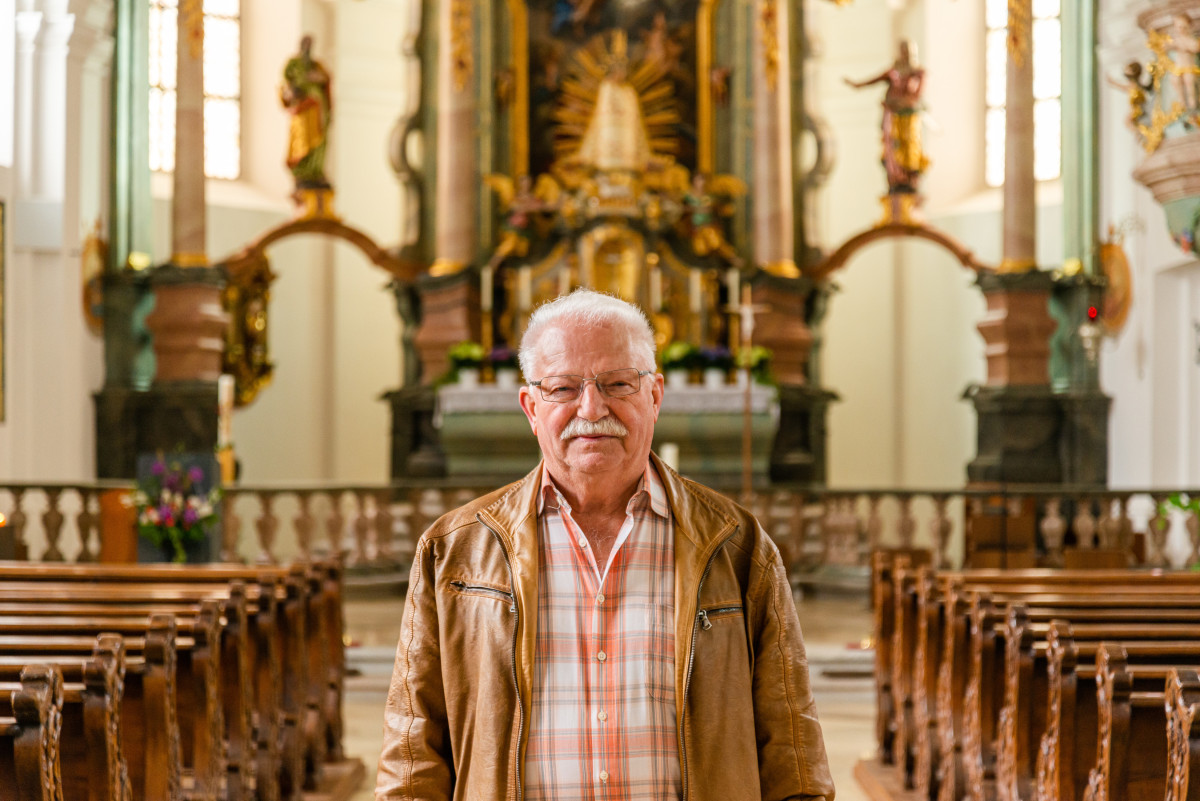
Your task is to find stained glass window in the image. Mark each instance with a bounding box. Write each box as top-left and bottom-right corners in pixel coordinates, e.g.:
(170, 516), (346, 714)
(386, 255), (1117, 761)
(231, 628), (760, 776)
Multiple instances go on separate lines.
(149, 0), (241, 180)
(984, 0), (1061, 187)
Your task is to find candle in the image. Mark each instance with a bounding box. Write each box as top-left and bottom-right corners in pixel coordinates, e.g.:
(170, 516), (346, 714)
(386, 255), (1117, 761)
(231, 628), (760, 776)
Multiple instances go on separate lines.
(659, 442), (680, 472)
(726, 267), (739, 310)
(518, 268), (532, 310)
(217, 374), (234, 447)
(558, 267), (570, 297)
(689, 270), (701, 314)
(480, 266), (493, 312)
(649, 268), (662, 311)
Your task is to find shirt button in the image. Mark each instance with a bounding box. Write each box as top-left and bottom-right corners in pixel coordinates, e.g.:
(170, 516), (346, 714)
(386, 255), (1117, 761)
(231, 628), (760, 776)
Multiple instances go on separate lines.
(595, 593), (605, 604)
(597, 650), (607, 662)
(599, 771), (609, 782)
(580, 541), (589, 549)
(597, 710), (608, 722)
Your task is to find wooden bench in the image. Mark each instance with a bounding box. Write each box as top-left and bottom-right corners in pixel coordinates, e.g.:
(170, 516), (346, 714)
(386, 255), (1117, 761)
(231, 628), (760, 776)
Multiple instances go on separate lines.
(1164, 668), (1200, 801)
(0, 665), (66, 801)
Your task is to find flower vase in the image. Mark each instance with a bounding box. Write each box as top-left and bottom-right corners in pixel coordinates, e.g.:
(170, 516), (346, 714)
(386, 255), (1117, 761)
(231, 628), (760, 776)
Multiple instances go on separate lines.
(667, 369), (690, 390)
(494, 368), (519, 390)
(457, 367), (480, 389)
(703, 368), (727, 389)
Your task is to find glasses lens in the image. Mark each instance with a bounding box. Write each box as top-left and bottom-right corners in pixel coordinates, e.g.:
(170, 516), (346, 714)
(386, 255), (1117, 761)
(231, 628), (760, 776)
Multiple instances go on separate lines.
(597, 368), (642, 397)
(539, 375), (582, 402)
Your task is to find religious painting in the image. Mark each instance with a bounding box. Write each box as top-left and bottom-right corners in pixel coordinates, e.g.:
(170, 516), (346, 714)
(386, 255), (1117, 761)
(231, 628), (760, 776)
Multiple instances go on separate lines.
(526, 0), (702, 178)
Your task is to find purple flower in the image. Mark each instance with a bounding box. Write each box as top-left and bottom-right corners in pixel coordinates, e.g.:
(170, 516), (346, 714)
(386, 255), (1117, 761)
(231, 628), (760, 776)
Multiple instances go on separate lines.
(187, 466), (204, 484)
(182, 507), (199, 526)
(151, 461), (167, 476)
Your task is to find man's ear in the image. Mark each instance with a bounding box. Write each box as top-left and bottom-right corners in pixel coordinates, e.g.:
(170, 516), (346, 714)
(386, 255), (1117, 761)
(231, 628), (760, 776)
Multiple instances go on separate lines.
(518, 386), (539, 435)
(649, 372), (664, 421)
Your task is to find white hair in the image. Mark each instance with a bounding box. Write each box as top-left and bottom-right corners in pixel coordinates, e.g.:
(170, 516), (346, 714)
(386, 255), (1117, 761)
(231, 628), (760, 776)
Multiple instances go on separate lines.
(518, 289), (657, 379)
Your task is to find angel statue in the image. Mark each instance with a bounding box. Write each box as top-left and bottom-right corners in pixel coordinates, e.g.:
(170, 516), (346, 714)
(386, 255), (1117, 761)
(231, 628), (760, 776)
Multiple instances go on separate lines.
(484, 173), (562, 270)
(682, 172), (746, 267)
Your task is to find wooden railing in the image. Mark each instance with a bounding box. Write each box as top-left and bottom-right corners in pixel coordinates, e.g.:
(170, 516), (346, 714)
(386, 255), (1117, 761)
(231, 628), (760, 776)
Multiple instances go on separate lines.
(3, 480), (1199, 580)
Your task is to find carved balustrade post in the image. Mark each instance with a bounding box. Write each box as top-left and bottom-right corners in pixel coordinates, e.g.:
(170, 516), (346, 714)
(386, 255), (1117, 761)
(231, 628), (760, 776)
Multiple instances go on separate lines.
(1147, 494), (1169, 568)
(293, 491), (316, 560)
(7, 488), (29, 560)
(930, 494), (953, 569)
(75, 487), (99, 563)
(42, 488), (65, 562)
(221, 493), (241, 562)
(351, 490), (372, 566)
(1097, 496), (1118, 550)
(254, 492), (279, 565)
(1073, 496), (1097, 550)
(898, 495), (916, 550)
(326, 491), (347, 558)
(1039, 497), (1066, 568)
(374, 490), (396, 563)
(1117, 494), (1134, 556)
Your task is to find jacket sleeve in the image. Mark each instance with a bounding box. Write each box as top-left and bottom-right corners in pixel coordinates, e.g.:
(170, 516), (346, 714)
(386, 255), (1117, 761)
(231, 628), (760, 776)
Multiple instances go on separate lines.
(750, 532), (836, 801)
(376, 537), (455, 800)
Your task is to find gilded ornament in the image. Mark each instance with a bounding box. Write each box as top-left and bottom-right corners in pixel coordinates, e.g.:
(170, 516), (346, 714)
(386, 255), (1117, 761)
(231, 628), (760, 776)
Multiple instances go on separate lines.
(759, 0), (780, 91)
(181, 0), (204, 60)
(1006, 0), (1031, 68)
(451, 0), (473, 92)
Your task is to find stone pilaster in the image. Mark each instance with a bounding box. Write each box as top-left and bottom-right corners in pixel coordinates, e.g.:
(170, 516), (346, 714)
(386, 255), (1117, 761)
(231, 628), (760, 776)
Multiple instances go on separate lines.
(749, 271), (813, 386)
(432, 0), (476, 274)
(1000, 0), (1037, 273)
(171, 0), (206, 265)
(752, 0), (796, 277)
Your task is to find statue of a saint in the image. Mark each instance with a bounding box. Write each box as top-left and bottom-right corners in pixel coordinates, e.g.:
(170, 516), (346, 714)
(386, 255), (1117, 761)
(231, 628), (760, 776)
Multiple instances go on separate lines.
(281, 36), (333, 190)
(573, 59), (653, 173)
(846, 40), (930, 195)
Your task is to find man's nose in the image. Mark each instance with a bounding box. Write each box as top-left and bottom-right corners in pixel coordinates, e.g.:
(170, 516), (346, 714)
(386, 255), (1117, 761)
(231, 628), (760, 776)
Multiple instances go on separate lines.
(575, 380), (610, 419)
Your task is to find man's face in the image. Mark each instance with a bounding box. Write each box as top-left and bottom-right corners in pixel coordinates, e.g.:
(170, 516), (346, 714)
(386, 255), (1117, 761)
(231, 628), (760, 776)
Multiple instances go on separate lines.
(519, 322), (663, 488)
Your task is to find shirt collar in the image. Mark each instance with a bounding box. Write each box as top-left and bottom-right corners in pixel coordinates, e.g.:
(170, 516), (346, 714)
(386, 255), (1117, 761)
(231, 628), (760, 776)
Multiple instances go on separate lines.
(537, 461), (669, 520)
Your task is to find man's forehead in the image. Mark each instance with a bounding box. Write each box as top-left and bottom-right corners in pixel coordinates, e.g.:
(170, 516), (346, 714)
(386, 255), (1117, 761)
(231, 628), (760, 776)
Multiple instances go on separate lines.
(534, 324), (634, 370)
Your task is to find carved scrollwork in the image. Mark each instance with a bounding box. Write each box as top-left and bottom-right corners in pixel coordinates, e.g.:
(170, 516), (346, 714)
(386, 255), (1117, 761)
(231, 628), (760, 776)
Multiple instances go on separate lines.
(85, 635), (131, 801)
(15, 664), (64, 801)
(1035, 623), (1075, 801)
(1165, 668), (1200, 801)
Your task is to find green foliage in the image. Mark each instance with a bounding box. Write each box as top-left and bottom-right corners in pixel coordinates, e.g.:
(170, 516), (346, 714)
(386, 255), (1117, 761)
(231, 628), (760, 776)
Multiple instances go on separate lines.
(737, 345), (774, 384)
(662, 341), (701, 371)
(448, 341), (486, 369)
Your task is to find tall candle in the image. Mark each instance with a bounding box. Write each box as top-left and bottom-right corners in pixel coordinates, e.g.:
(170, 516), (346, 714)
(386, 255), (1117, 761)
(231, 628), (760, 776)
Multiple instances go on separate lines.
(480, 266), (493, 312)
(558, 267), (570, 297)
(217, 374), (234, 447)
(689, 270), (701, 314)
(518, 268), (532, 310)
(649, 268), (662, 311)
(726, 268), (739, 311)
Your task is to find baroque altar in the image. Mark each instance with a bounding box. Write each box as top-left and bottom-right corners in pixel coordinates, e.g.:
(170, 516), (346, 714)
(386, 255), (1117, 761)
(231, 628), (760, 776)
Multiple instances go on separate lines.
(391, 0), (831, 484)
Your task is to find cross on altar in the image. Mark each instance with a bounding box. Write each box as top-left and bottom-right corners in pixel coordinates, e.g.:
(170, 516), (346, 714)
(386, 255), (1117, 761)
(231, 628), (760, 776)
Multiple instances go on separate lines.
(726, 295), (770, 500)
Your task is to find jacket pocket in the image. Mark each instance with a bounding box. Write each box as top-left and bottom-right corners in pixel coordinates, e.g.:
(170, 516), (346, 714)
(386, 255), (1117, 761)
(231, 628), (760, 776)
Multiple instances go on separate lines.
(697, 604), (744, 631)
(646, 604), (674, 703)
(448, 579), (516, 611)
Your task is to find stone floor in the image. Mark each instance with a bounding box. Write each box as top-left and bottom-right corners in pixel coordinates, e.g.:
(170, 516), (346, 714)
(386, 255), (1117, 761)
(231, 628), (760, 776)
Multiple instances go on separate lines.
(341, 589), (876, 800)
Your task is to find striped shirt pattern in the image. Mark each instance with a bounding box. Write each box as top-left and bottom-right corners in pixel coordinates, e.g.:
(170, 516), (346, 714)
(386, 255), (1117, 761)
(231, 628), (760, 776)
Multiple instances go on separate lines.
(524, 464), (681, 801)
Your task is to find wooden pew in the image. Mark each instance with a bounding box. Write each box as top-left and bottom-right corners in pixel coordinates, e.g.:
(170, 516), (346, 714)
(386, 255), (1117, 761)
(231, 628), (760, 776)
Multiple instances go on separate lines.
(0, 665), (64, 801)
(0, 617), (182, 801)
(994, 614), (1200, 801)
(1080, 644), (1200, 801)
(1164, 668), (1200, 801)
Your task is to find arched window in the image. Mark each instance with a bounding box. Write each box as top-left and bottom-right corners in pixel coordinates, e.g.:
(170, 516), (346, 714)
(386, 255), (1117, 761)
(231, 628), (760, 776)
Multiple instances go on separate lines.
(984, 0), (1061, 186)
(148, 0), (241, 179)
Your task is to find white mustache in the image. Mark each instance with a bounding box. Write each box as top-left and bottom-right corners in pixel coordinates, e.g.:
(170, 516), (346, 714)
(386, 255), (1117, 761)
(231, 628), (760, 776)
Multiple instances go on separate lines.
(560, 416), (629, 440)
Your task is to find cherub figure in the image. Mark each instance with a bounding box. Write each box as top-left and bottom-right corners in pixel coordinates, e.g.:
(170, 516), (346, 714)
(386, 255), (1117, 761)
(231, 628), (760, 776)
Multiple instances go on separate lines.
(682, 172), (746, 267)
(710, 65), (733, 107)
(1107, 60), (1153, 133)
(1169, 14), (1200, 114)
(484, 173), (561, 269)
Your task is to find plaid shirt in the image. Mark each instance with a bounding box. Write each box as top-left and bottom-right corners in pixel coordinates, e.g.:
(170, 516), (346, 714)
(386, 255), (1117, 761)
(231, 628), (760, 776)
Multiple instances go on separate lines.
(524, 463), (681, 801)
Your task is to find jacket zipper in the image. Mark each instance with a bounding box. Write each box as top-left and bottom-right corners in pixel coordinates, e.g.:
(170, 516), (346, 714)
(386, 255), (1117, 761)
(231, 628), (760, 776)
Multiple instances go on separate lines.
(449, 580), (517, 611)
(680, 528), (738, 801)
(697, 605), (743, 631)
(477, 513), (525, 801)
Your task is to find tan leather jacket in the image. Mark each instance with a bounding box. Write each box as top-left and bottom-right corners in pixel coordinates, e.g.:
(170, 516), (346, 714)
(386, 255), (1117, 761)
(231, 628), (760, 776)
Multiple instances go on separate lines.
(377, 455), (835, 801)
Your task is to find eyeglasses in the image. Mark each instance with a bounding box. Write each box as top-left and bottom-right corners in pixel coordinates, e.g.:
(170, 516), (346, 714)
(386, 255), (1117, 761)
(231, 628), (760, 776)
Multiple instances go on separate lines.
(529, 368), (653, 403)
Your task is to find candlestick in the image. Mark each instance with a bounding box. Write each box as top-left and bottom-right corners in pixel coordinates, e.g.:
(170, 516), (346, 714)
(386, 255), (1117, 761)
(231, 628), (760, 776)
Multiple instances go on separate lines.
(217, 374), (234, 448)
(689, 270), (701, 314)
(726, 267), (739, 310)
(649, 268), (662, 311)
(558, 268), (570, 297)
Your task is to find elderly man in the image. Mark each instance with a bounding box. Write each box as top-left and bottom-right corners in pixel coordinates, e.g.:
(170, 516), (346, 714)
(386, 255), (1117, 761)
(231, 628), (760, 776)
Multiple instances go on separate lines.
(377, 289), (834, 800)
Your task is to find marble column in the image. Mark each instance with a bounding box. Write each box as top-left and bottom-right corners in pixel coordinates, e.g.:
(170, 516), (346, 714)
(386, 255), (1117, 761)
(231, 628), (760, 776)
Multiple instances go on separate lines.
(145, 0), (228, 385)
(1001, 0), (1036, 273)
(752, 0), (797, 278)
(432, 0), (476, 275)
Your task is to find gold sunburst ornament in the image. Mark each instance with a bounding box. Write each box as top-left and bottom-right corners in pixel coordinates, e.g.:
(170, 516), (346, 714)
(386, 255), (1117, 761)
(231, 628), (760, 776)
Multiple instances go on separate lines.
(551, 30), (681, 171)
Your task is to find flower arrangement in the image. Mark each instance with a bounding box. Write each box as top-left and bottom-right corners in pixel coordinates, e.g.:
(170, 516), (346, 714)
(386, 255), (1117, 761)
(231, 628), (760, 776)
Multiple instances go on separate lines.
(488, 344), (519, 370)
(737, 345), (774, 384)
(699, 345), (734, 371)
(135, 452), (220, 564)
(448, 341), (486, 370)
(662, 341), (701, 372)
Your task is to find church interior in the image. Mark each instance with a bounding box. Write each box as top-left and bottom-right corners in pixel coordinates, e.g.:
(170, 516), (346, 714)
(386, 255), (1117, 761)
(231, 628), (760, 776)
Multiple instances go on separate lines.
(2, 0), (1200, 799)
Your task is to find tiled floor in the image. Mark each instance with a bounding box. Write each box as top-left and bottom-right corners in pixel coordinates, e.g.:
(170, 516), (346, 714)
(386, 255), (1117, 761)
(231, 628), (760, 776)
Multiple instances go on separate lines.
(342, 590), (876, 800)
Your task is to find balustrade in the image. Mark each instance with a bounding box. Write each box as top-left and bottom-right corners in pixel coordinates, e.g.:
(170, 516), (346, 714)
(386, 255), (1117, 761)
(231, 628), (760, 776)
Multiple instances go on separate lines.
(2, 481), (1199, 588)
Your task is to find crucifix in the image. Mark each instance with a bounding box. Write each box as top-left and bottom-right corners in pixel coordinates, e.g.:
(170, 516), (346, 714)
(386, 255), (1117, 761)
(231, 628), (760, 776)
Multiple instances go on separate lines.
(730, 289), (770, 501)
